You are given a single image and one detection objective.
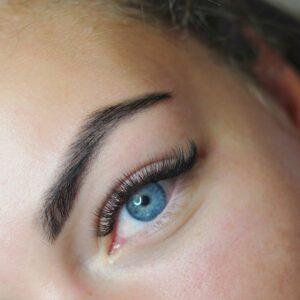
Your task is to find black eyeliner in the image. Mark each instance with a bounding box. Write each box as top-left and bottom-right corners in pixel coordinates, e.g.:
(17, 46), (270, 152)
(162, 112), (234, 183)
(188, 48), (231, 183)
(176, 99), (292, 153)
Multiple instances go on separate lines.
(95, 141), (198, 237)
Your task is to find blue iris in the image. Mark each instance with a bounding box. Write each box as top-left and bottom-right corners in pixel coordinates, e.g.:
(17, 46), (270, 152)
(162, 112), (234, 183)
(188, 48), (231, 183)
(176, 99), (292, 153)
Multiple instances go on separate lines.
(126, 183), (167, 222)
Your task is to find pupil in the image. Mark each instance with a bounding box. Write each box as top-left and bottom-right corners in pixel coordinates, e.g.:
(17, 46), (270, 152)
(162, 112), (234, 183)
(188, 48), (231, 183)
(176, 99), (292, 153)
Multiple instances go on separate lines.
(134, 195), (151, 207)
(140, 195), (150, 206)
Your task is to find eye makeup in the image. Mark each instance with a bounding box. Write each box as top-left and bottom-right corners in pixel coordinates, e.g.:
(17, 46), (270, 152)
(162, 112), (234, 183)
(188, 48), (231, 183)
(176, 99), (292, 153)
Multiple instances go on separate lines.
(94, 140), (198, 238)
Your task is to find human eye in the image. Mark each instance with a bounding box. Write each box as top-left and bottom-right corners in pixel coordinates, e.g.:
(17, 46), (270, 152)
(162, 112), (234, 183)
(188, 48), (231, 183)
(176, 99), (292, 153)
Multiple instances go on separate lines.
(94, 140), (198, 255)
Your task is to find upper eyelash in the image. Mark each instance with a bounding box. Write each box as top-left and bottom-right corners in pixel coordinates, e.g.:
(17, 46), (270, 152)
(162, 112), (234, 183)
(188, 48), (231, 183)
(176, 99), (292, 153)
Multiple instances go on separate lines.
(95, 140), (198, 237)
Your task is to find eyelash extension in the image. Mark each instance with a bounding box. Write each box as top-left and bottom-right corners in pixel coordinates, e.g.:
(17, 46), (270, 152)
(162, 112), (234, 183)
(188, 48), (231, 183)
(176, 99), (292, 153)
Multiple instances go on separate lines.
(95, 140), (198, 237)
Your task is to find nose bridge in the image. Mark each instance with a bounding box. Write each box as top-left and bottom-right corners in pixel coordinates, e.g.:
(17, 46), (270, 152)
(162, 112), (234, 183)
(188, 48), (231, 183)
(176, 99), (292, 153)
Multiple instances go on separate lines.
(0, 227), (58, 299)
(0, 245), (90, 300)
(0, 252), (67, 300)
(0, 233), (39, 299)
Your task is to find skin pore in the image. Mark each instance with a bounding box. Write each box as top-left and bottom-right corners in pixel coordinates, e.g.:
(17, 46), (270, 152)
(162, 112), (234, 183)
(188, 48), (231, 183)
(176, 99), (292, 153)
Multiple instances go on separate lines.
(0, 3), (299, 299)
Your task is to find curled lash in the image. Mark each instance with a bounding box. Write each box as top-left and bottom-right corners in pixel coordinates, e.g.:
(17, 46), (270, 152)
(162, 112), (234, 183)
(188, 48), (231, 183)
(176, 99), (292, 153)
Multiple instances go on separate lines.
(95, 141), (198, 237)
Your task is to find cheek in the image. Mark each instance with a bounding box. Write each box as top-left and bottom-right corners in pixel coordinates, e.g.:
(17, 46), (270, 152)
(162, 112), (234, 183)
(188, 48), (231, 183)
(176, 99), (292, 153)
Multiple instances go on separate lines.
(136, 214), (269, 300)
(118, 191), (294, 299)
(106, 217), (247, 300)
(155, 219), (261, 300)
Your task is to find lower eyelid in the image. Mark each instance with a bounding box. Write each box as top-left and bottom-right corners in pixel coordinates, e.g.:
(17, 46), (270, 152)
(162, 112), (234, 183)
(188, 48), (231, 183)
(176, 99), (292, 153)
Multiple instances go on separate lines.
(111, 177), (188, 252)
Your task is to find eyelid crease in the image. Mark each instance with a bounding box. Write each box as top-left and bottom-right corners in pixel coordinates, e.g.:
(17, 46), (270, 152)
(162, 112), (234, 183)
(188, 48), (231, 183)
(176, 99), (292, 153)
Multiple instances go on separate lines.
(95, 140), (198, 237)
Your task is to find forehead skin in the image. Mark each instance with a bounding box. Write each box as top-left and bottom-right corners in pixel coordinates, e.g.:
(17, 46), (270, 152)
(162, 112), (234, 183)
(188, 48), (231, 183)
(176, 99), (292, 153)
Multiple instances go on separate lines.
(0, 4), (300, 300)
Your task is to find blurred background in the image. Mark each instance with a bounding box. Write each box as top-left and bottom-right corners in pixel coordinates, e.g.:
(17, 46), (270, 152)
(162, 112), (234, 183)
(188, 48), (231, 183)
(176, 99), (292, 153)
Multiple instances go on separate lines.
(266, 0), (300, 17)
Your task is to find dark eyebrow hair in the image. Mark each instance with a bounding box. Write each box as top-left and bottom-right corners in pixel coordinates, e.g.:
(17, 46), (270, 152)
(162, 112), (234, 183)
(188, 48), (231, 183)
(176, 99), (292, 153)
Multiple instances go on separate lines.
(41, 92), (172, 242)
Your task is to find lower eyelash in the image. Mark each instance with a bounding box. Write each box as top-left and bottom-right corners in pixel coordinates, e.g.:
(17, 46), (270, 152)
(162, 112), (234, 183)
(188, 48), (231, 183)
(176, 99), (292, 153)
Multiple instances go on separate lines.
(95, 140), (198, 237)
(149, 184), (185, 234)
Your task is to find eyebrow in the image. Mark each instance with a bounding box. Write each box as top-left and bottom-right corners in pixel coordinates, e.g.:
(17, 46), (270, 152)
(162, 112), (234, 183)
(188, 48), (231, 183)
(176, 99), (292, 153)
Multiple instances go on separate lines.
(41, 92), (172, 242)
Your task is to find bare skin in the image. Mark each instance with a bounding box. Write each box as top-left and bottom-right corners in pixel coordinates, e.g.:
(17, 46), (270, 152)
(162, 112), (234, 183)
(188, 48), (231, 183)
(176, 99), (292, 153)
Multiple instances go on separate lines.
(0, 6), (299, 300)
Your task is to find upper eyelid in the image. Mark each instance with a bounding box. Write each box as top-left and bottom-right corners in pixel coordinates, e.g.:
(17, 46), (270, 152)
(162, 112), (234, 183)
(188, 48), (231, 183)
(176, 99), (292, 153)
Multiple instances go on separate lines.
(112, 141), (197, 196)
